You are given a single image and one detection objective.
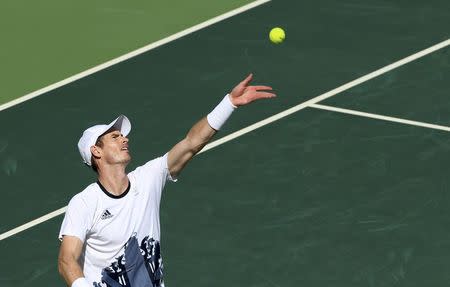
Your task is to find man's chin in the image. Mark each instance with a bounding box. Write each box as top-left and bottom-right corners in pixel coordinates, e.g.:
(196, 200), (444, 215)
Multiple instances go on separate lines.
(117, 155), (131, 166)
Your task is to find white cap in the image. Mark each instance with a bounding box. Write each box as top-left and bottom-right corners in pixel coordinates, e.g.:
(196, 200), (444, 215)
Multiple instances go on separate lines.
(77, 115), (131, 166)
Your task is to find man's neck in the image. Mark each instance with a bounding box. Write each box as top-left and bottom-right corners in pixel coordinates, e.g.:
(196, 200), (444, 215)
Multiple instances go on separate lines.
(97, 165), (129, 196)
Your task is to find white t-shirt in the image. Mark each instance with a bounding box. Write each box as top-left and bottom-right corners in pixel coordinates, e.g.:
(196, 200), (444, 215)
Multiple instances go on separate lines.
(59, 154), (176, 286)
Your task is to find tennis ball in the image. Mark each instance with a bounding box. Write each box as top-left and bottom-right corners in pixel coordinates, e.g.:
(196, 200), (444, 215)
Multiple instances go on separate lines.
(269, 27), (285, 44)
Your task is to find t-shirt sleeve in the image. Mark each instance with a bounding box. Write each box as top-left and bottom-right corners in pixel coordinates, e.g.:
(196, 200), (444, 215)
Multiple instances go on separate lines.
(129, 153), (176, 206)
(132, 153), (177, 183)
(161, 152), (177, 182)
(58, 194), (91, 242)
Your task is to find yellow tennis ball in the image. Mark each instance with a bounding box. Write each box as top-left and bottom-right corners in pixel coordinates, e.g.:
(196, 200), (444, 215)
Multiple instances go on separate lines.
(269, 27), (285, 44)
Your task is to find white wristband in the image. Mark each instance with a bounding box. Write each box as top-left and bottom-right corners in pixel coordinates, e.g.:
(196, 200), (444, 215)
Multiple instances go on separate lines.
(72, 277), (90, 287)
(207, 94), (237, 130)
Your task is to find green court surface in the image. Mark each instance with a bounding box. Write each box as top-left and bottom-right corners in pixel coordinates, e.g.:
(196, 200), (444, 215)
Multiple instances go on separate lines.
(1, 0), (449, 286)
(0, 0), (254, 105)
(324, 48), (450, 125)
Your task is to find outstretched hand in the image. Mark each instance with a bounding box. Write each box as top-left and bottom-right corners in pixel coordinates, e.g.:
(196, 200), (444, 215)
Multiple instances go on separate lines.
(229, 74), (276, 107)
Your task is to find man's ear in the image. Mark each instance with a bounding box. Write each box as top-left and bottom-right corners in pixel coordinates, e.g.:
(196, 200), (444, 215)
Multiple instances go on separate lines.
(91, 145), (101, 159)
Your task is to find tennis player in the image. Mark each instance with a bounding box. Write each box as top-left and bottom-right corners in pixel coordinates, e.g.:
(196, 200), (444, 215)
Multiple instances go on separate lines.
(58, 74), (275, 287)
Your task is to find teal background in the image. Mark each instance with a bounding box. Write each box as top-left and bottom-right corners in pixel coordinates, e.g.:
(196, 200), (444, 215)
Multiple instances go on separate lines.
(0, 0), (449, 286)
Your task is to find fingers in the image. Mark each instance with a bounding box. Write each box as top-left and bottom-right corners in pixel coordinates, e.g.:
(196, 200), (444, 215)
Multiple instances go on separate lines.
(253, 91), (276, 99)
(244, 91), (276, 105)
(241, 73), (253, 86)
(233, 90), (276, 106)
(251, 85), (273, 91)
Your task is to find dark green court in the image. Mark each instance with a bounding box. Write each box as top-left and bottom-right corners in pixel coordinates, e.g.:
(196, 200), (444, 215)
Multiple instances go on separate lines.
(0, 0), (449, 286)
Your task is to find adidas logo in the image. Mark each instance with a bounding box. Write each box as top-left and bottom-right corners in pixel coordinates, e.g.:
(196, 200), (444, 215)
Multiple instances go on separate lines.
(101, 209), (114, 220)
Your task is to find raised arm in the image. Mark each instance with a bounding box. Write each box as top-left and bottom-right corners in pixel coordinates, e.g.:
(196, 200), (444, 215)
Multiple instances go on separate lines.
(167, 73), (276, 178)
(58, 236), (89, 287)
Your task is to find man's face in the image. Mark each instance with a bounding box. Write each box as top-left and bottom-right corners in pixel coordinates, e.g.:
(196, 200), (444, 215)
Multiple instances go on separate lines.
(96, 129), (131, 166)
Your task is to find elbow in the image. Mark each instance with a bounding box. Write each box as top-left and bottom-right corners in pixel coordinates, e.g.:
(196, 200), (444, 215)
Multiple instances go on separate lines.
(185, 136), (207, 155)
(58, 251), (75, 279)
(58, 254), (78, 285)
(57, 254), (67, 277)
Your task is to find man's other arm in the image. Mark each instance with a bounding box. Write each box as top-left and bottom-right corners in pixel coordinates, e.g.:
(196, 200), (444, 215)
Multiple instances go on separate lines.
(58, 236), (89, 287)
(167, 74), (276, 178)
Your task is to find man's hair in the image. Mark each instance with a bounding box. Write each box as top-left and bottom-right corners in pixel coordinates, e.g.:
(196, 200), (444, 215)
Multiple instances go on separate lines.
(91, 137), (104, 173)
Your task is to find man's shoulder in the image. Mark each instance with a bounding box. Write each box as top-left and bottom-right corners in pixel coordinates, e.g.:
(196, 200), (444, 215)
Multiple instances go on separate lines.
(128, 154), (167, 176)
(69, 182), (100, 206)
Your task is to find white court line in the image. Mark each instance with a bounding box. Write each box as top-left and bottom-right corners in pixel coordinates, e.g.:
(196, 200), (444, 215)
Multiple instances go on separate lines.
(310, 104), (450, 132)
(0, 0), (271, 112)
(200, 39), (450, 152)
(0, 39), (449, 241)
(0, 207), (67, 240)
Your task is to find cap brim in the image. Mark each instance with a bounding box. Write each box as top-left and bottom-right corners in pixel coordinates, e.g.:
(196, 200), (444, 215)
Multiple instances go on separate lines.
(106, 115), (131, 137)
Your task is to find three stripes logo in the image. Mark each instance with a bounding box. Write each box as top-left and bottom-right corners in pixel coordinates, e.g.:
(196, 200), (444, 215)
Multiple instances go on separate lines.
(101, 209), (114, 220)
